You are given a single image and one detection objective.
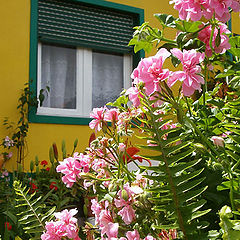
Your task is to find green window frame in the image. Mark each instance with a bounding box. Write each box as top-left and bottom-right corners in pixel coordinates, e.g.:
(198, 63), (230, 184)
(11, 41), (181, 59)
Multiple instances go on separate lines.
(29, 0), (144, 125)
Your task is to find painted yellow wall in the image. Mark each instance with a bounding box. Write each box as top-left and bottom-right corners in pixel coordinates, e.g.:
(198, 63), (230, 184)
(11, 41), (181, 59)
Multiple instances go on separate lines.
(1, 0), (237, 171)
(232, 12), (240, 34)
(0, 0), (176, 171)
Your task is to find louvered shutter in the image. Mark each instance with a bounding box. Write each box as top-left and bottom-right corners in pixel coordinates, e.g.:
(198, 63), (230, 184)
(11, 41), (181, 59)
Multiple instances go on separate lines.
(38, 0), (136, 52)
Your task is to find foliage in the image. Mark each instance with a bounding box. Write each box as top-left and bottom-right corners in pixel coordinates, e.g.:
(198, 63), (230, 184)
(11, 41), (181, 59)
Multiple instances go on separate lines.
(46, 2), (240, 239)
(13, 180), (55, 240)
(0, 82), (49, 169)
(3, 0), (240, 239)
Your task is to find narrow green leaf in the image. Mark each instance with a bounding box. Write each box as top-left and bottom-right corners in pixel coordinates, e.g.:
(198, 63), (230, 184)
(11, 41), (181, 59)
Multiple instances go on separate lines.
(173, 168), (204, 186)
(179, 186), (208, 203)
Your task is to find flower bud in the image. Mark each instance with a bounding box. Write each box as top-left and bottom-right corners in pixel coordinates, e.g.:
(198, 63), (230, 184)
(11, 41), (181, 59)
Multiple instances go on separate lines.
(30, 160), (34, 172)
(74, 138), (78, 148)
(35, 156), (39, 166)
(121, 189), (129, 201)
(108, 182), (118, 192)
(49, 146), (54, 164)
(52, 143), (58, 160)
(62, 140), (67, 159)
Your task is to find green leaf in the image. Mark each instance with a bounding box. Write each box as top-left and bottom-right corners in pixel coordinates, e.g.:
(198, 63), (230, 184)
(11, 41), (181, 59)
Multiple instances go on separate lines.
(182, 20), (202, 32)
(154, 13), (176, 28)
(174, 168), (204, 186)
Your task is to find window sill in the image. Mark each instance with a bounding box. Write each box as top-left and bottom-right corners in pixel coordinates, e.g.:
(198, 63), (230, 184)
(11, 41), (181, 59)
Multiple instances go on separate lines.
(29, 112), (92, 125)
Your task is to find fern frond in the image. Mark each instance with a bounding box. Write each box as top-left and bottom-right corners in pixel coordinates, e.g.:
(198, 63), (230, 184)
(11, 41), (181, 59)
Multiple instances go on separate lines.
(137, 100), (210, 239)
(13, 180), (55, 239)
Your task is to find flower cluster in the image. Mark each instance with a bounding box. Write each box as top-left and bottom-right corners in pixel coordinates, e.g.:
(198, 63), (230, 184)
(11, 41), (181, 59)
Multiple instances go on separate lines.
(198, 23), (231, 57)
(56, 152), (91, 188)
(41, 209), (80, 240)
(89, 107), (119, 132)
(90, 189), (159, 240)
(170, 0), (240, 23)
(3, 136), (14, 148)
(168, 48), (205, 96)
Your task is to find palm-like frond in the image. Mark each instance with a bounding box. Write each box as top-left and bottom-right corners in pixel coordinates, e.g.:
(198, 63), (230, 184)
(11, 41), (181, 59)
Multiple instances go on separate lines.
(13, 180), (55, 240)
(137, 101), (210, 239)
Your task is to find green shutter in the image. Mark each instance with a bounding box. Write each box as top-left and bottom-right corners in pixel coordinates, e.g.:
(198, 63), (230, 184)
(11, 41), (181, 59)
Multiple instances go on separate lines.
(38, 0), (136, 52)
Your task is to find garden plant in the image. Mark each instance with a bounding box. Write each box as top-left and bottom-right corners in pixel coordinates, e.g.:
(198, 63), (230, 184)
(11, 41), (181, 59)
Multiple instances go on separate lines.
(2, 0), (240, 239)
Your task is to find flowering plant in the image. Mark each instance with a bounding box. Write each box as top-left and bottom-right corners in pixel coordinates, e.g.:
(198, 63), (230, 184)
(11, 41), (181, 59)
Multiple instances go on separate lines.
(40, 1), (240, 239)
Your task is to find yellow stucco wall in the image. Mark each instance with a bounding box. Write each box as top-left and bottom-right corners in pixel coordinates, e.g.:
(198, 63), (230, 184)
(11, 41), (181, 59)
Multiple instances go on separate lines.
(1, 1), (238, 171)
(0, 0), (177, 171)
(232, 12), (240, 34)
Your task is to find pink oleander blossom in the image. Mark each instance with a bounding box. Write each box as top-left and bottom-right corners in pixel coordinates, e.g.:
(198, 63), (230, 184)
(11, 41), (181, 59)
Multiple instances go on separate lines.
(91, 199), (102, 224)
(126, 230), (140, 240)
(198, 23), (231, 57)
(126, 87), (143, 107)
(104, 108), (119, 122)
(170, 0), (212, 21)
(41, 209), (80, 240)
(131, 48), (171, 96)
(56, 156), (82, 188)
(170, 0), (239, 23)
(54, 209), (78, 225)
(118, 205), (136, 225)
(168, 48), (205, 96)
(101, 222), (119, 239)
(56, 153), (90, 188)
(144, 236), (156, 240)
(89, 107), (107, 132)
(209, 0), (240, 22)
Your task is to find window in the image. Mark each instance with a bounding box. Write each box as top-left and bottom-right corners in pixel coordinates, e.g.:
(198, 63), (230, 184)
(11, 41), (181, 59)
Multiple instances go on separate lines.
(38, 43), (132, 117)
(29, 0), (144, 124)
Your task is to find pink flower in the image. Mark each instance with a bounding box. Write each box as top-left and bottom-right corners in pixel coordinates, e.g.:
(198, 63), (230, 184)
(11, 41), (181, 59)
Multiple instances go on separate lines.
(118, 205), (136, 225)
(118, 143), (126, 152)
(126, 230), (140, 240)
(54, 209), (78, 225)
(170, 0), (212, 21)
(56, 153), (91, 187)
(144, 236), (156, 240)
(3, 136), (14, 148)
(89, 107), (107, 132)
(131, 48), (171, 96)
(126, 87), (143, 107)
(101, 222), (119, 238)
(170, 0), (239, 23)
(91, 199), (102, 224)
(77, 153), (91, 173)
(221, 131), (231, 138)
(168, 48), (205, 96)
(211, 136), (224, 147)
(104, 108), (119, 122)
(7, 152), (13, 159)
(198, 23), (231, 57)
(41, 209), (81, 240)
(41, 221), (66, 240)
(56, 155), (82, 188)
(209, 0), (240, 22)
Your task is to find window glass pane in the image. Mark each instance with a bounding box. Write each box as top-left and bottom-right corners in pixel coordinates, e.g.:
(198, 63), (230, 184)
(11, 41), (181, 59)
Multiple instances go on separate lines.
(41, 43), (76, 109)
(92, 51), (123, 108)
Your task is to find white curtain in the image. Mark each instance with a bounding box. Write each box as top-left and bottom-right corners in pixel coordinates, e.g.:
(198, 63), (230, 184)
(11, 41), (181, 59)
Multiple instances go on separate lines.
(92, 52), (123, 108)
(41, 44), (76, 109)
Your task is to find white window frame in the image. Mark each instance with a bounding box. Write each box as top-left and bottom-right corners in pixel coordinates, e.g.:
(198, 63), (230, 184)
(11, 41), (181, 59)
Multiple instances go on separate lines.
(37, 42), (132, 118)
